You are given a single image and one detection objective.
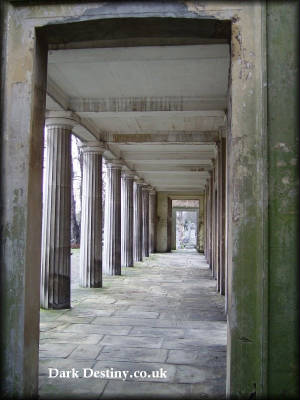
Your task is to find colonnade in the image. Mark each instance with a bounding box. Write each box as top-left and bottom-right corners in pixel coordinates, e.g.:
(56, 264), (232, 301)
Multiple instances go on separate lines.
(203, 138), (226, 295)
(40, 117), (157, 309)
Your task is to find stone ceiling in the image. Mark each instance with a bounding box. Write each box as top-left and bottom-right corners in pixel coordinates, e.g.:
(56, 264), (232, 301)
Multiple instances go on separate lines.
(46, 43), (229, 192)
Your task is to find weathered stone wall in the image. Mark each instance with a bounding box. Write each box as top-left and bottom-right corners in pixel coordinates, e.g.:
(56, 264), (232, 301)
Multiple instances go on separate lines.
(267, 2), (299, 396)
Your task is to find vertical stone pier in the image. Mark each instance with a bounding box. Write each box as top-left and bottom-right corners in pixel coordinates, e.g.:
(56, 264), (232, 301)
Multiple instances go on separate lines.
(121, 171), (134, 267)
(133, 178), (144, 262)
(142, 185), (151, 258)
(80, 142), (105, 287)
(40, 116), (76, 309)
(103, 160), (122, 275)
(149, 189), (157, 253)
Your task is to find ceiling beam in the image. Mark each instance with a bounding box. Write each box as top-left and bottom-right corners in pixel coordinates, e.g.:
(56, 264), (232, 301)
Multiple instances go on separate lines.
(69, 97), (226, 113)
(154, 187), (205, 192)
(133, 164), (212, 172)
(48, 44), (229, 63)
(121, 151), (215, 161)
(103, 132), (219, 143)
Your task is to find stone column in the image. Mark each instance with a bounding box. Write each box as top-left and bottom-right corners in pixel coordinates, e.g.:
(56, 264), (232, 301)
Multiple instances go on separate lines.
(208, 173), (213, 267)
(204, 187), (208, 258)
(220, 137), (226, 295)
(80, 142), (105, 287)
(40, 116), (76, 309)
(142, 185), (150, 258)
(121, 171), (135, 267)
(149, 189), (157, 253)
(217, 141), (222, 292)
(198, 196), (204, 252)
(103, 160), (122, 275)
(133, 178), (143, 262)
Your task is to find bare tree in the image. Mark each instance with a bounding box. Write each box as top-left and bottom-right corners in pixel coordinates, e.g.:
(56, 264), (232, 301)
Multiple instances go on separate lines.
(71, 162), (80, 247)
(70, 136), (82, 247)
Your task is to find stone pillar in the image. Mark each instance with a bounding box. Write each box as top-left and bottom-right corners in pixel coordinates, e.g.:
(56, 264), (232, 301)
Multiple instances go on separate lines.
(142, 185), (150, 258)
(167, 197), (173, 252)
(80, 142), (105, 287)
(198, 196), (204, 253)
(40, 117), (75, 309)
(149, 189), (157, 253)
(204, 187), (207, 258)
(217, 141), (222, 293)
(121, 171), (134, 267)
(208, 173), (213, 268)
(212, 161), (217, 279)
(220, 137), (226, 295)
(133, 178), (143, 261)
(103, 160), (122, 275)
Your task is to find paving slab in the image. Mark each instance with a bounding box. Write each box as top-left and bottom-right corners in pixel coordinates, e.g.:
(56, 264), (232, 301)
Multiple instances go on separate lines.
(97, 346), (168, 363)
(39, 343), (79, 358)
(100, 335), (163, 349)
(112, 310), (160, 319)
(92, 316), (179, 328)
(68, 343), (104, 360)
(40, 332), (103, 345)
(130, 327), (185, 338)
(52, 323), (132, 336)
(101, 381), (192, 399)
(166, 349), (226, 368)
(162, 337), (226, 349)
(39, 376), (107, 399)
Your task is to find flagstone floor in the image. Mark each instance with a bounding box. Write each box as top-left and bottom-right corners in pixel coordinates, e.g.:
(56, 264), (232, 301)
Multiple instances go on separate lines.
(39, 251), (227, 399)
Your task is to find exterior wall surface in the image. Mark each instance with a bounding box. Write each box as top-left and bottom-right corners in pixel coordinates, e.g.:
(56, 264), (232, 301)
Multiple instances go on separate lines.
(267, 2), (299, 396)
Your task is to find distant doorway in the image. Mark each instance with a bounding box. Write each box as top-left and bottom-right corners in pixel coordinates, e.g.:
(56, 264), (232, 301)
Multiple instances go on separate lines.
(171, 200), (200, 251)
(176, 209), (198, 249)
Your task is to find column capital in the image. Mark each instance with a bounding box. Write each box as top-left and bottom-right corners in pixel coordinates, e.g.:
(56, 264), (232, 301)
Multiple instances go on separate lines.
(135, 178), (144, 185)
(149, 189), (157, 195)
(106, 159), (123, 170)
(80, 141), (106, 154)
(142, 184), (152, 192)
(45, 111), (80, 129)
(122, 170), (135, 180)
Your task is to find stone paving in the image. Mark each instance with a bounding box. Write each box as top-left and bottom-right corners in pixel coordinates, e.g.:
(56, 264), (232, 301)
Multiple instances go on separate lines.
(39, 250), (227, 399)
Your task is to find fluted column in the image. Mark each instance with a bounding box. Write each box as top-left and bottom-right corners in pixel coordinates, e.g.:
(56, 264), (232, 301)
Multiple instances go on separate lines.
(80, 142), (105, 287)
(142, 185), (151, 258)
(121, 171), (135, 268)
(103, 160), (122, 275)
(133, 178), (143, 262)
(149, 189), (157, 254)
(41, 116), (77, 309)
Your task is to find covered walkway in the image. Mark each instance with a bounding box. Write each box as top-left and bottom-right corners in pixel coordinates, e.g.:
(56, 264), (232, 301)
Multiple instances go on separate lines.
(39, 251), (226, 399)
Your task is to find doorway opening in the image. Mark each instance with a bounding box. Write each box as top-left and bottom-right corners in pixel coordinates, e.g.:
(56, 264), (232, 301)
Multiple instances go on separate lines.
(176, 209), (198, 250)
(39, 14), (230, 396)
